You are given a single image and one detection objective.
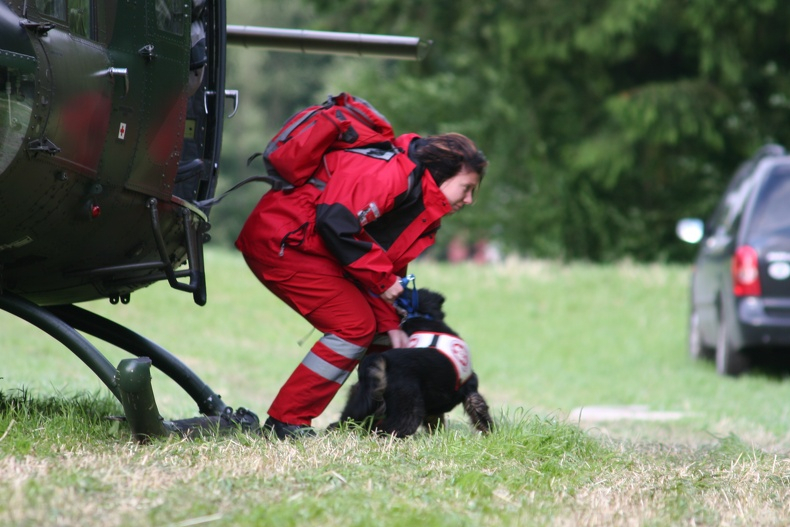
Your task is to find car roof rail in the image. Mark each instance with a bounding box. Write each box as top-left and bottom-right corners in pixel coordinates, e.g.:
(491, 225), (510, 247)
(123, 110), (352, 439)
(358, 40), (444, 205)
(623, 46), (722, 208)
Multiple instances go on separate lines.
(753, 143), (786, 159)
(725, 144), (785, 192)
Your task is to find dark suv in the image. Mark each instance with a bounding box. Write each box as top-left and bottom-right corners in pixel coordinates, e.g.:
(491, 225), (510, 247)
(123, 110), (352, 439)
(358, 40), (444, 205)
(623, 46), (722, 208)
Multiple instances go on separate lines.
(677, 145), (790, 376)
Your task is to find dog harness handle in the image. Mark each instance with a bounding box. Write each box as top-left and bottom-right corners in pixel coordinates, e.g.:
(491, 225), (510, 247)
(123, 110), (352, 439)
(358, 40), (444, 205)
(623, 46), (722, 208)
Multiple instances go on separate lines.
(395, 274), (421, 318)
(408, 331), (473, 387)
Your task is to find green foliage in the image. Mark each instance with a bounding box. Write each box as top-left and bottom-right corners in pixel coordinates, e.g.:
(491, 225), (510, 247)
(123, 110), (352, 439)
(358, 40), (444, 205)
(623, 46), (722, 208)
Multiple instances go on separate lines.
(298, 0), (790, 261)
(211, 0), (790, 260)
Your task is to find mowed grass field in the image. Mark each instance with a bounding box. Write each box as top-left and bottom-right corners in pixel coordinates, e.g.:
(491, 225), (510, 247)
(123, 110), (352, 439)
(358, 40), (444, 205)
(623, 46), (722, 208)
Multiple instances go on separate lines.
(1, 248), (790, 526)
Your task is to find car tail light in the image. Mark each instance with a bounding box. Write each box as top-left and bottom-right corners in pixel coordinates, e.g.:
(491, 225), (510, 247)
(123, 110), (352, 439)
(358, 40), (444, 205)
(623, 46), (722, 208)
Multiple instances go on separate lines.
(732, 245), (762, 297)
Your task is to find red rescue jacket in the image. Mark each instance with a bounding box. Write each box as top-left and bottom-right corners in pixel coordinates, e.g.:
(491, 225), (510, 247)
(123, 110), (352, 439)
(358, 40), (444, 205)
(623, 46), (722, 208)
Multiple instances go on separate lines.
(235, 134), (452, 332)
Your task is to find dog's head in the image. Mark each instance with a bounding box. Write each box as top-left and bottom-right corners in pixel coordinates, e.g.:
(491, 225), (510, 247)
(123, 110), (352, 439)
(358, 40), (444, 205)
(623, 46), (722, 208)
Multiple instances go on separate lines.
(397, 287), (446, 322)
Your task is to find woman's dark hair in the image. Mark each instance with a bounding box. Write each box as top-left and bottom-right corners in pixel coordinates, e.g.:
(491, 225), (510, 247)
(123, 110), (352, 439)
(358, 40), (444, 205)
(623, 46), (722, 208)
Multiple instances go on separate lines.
(412, 133), (488, 186)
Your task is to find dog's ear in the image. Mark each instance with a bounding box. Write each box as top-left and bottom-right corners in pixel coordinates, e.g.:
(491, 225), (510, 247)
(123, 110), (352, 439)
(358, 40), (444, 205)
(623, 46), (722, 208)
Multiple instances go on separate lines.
(436, 292), (446, 310)
(417, 288), (444, 303)
(417, 289), (446, 320)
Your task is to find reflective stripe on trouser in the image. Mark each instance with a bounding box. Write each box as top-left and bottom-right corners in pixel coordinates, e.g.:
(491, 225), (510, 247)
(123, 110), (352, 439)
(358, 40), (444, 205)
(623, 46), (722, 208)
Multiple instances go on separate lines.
(268, 333), (367, 425)
(238, 259), (381, 425)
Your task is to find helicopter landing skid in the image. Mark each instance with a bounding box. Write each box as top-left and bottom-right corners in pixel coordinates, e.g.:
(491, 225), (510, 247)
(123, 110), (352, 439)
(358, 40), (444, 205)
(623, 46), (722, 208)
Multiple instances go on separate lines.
(113, 357), (260, 441)
(0, 292), (261, 441)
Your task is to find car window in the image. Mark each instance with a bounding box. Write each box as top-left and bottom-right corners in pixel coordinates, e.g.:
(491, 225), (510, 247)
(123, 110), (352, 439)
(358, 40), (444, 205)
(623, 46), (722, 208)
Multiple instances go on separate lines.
(706, 147), (785, 235)
(707, 161), (748, 230)
(747, 165), (790, 238)
(708, 171), (757, 235)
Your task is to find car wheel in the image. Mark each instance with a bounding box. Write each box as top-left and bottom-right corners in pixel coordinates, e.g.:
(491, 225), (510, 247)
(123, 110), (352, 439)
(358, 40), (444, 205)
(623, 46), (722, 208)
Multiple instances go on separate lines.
(689, 310), (714, 360)
(715, 320), (749, 376)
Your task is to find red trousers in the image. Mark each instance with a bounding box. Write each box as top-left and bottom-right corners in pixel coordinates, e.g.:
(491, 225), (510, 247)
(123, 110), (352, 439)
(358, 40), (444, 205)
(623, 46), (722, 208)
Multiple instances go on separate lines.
(244, 257), (384, 425)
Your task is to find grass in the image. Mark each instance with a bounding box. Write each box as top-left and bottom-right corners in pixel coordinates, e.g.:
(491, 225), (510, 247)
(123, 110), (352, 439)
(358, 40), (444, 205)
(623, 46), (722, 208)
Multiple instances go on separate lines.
(2, 248), (790, 526)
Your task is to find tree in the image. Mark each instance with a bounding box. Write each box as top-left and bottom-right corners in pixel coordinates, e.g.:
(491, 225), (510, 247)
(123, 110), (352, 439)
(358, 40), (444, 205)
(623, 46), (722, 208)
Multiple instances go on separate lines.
(309, 0), (790, 261)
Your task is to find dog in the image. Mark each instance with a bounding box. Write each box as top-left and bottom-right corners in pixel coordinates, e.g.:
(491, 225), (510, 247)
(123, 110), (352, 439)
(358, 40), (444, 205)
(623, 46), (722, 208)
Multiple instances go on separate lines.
(337, 288), (493, 437)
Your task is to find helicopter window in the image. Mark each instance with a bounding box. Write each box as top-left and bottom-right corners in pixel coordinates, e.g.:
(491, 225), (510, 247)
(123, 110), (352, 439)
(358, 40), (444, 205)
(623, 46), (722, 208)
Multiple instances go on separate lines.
(35, 0), (67, 20)
(0, 67), (35, 176)
(34, 0), (91, 38)
(155, 0), (185, 36)
(68, 0), (91, 37)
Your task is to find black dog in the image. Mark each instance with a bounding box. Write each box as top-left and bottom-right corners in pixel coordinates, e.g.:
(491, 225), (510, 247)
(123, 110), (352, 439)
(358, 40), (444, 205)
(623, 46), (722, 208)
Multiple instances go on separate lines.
(337, 288), (493, 437)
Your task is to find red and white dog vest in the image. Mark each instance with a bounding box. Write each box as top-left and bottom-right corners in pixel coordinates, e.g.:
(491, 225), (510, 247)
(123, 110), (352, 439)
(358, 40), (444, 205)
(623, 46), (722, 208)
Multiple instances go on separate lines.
(407, 331), (473, 388)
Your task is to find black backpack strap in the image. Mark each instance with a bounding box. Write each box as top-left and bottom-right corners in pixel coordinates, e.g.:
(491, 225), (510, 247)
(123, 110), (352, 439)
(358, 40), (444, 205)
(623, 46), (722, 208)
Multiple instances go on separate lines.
(195, 173), (328, 210)
(195, 151), (304, 209)
(393, 138), (426, 208)
(246, 151), (264, 166)
(195, 174), (279, 209)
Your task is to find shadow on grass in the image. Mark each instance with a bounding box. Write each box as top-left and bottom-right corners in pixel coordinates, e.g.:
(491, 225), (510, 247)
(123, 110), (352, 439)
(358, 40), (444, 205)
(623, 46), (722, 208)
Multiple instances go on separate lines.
(744, 349), (790, 381)
(0, 387), (128, 450)
(0, 387), (123, 422)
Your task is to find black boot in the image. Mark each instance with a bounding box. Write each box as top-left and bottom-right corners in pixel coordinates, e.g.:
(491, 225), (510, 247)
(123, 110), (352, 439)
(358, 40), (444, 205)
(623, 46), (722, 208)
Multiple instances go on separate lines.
(261, 416), (317, 440)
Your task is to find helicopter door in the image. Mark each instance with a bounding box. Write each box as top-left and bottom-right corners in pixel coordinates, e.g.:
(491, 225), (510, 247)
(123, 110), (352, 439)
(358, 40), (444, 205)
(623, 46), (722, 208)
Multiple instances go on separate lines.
(114, 0), (192, 200)
(174, 0), (227, 206)
(26, 1), (114, 178)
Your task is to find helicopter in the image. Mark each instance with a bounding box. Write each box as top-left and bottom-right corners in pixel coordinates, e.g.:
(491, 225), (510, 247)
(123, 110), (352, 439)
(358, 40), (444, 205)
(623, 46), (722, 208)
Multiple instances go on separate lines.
(0, 0), (430, 440)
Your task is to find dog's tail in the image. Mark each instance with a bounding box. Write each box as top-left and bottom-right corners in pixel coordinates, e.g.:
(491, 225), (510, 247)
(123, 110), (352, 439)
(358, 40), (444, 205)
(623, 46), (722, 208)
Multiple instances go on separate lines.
(339, 355), (388, 424)
(463, 391), (494, 434)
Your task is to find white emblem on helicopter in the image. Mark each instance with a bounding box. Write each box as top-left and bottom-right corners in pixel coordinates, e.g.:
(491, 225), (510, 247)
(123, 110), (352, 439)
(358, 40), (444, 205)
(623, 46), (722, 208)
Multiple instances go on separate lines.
(118, 122), (127, 140)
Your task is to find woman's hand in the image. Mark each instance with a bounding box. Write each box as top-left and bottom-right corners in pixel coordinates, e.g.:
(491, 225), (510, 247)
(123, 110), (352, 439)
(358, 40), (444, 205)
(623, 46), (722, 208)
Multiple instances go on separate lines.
(380, 278), (404, 304)
(387, 328), (409, 349)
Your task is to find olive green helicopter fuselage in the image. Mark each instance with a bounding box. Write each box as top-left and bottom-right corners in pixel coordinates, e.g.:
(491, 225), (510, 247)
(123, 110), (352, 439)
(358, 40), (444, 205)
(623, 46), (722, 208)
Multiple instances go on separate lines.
(0, 0), (428, 440)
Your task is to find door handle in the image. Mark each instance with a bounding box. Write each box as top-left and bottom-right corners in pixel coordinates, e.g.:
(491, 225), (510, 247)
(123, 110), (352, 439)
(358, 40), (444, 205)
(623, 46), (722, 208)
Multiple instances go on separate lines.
(94, 67), (129, 97)
(204, 89), (239, 118)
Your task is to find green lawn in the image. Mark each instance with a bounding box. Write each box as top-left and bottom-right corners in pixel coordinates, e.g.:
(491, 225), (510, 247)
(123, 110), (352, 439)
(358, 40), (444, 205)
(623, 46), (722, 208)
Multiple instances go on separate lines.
(1, 248), (790, 526)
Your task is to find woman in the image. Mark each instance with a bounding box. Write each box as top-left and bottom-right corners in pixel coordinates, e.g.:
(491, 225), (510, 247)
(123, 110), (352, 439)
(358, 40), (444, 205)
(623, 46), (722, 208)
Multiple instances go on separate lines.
(236, 132), (487, 438)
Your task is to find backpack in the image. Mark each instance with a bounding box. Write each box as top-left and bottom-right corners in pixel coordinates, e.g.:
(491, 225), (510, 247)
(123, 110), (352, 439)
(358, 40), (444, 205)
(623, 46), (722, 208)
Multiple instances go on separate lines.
(197, 93), (398, 209)
(257, 92), (397, 189)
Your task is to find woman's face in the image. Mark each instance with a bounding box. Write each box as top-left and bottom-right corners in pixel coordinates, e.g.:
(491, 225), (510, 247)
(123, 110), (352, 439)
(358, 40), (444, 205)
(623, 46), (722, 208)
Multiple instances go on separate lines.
(439, 168), (481, 214)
